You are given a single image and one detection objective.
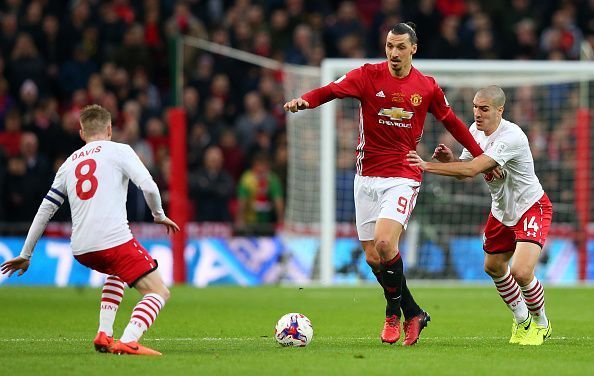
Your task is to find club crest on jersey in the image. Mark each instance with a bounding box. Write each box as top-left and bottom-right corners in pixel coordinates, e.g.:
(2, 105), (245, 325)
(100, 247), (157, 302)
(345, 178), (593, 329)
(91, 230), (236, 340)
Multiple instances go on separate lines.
(410, 93), (422, 106)
(378, 107), (413, 120)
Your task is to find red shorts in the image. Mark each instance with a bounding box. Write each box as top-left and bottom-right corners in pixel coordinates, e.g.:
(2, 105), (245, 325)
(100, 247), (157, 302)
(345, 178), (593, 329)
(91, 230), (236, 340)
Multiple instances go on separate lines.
(75, 238), (158, 286)
(483, 193), (553, 254)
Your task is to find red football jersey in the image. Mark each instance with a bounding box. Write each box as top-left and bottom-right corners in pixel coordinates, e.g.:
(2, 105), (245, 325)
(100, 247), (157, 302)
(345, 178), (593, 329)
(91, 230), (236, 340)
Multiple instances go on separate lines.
(303, 61), (459, 181)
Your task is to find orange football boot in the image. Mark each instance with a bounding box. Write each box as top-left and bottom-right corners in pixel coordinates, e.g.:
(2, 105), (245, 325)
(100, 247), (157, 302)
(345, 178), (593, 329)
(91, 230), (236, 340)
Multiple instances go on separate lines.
(112, 340), (162, 356)
(93, 331), (114, 353)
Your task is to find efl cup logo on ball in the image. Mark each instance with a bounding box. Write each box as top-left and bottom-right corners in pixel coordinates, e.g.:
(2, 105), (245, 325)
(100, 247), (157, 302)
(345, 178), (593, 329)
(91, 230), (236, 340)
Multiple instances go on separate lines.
(274, 313), (313, 347)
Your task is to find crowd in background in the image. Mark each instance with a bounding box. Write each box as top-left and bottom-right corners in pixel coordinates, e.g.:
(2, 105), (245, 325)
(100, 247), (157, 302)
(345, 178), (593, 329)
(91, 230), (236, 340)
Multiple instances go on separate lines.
(0, 0), (592, 233)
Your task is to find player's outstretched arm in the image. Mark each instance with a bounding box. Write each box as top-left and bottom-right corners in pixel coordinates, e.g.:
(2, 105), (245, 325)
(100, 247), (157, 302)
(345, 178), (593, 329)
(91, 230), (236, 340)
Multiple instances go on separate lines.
(407, 151), (498, 178)
(434, 144), (504, 179)
(283, 98), (310, 113)
(1, 256), (30, 277)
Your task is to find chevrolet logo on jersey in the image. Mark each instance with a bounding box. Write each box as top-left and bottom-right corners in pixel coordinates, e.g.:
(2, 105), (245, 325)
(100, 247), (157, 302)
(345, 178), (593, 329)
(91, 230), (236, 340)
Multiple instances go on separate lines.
(378, 107), (414, 120)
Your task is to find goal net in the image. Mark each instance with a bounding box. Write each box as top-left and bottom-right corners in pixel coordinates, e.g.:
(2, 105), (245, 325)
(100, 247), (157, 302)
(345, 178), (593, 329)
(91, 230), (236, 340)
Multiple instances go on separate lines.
(284, 59), (594, 284)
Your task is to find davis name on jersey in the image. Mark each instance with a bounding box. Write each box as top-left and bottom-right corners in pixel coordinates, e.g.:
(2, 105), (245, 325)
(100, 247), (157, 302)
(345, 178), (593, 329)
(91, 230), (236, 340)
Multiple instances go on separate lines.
(71, 145), (102, 161)
(460, 119), (544, 226)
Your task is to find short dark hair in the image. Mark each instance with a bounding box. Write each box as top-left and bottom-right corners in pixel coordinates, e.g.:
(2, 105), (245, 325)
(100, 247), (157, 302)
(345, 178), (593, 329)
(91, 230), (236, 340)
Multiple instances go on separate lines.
(389, 22), (418, 44)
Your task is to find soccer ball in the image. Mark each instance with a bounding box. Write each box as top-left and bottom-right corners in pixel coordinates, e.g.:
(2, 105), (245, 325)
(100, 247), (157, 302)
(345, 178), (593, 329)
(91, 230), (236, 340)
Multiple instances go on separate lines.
(274, 313), (313, 347)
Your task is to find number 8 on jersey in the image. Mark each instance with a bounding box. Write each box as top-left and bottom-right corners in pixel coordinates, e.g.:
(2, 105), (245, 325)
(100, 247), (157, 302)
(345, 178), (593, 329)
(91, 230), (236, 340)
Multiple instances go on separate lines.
(75, 159), (98, 200)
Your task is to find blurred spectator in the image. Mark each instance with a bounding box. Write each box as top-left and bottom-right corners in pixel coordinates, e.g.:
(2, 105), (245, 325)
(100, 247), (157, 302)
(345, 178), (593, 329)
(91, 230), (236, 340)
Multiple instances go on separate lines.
(324, 1), (367, 57)
(540, 9), (583, 59)
(120, 107), (154, 171)
(405, 0), (440, 58)
(465, 29), (500, 59)
(369, 0), (402, 57)
(114, 24), (153, 76)
(270, 9), (293, 55)
(145, 116), (168, 166)
(21, 1), (44, 57)
(187, 122), (213, 170)
(5, 132), (50, 221)
(189, 146), (234, 222)
(435, 0), (466, 18)
(0, 109), (22, 156)
(7, 33), (47, 98)
(131, 68), (161, 115)
(166, 1), (207, 69)
(218, 128), (245, 184)
(427, 16), (463, 59)
(500, 0), (541, 47)
(285, 24), (314, 65)
(59, 45), (98, 95)
(272, 133), (288, 199)
(0, 77), (15, 124)
(236, 152), (284, 233)
(98, 2), (127, 61)
(0, 12), (18, 60)
(59, 0), (90, 61)
(54, 111), (84, 159)
(40, 15), (61, 86)
(18, 79), (39, 125)
(183, 86), (201, 126)
(235, 91), (277, 153)
(507, 18), (540, 60)
(201, 97), (228, 144)
(247, 129), (274, 163)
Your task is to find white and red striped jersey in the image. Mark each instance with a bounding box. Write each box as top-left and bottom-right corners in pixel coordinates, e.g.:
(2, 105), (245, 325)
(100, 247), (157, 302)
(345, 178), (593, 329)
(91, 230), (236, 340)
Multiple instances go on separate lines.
(460, 119), (545, 226)
(45, 141), (158, 255)
(302, 61), (481, 180)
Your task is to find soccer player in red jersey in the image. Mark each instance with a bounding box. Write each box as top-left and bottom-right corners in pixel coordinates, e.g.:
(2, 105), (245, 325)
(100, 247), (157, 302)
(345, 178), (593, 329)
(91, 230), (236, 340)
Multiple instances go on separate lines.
(284, 22), (484, 345)
(1, 105), (179, 355)
(407, 86), (553, 345)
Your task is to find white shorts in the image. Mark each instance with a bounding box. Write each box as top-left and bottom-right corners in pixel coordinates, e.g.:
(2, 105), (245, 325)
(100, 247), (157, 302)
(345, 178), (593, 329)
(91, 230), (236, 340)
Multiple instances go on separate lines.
(354, 175), (421, 241)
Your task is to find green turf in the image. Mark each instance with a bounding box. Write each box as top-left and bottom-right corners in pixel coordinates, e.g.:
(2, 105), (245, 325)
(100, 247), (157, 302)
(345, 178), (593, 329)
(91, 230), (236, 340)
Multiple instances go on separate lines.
(0, 285), (592, 375)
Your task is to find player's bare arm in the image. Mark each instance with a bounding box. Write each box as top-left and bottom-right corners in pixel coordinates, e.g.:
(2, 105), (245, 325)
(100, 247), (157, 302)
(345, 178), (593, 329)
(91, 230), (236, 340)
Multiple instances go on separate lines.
(407, 151), (498, 178)
(1, 256), (30, 277)
(430, 144), (504, 179)
(283, 98), (309, 113)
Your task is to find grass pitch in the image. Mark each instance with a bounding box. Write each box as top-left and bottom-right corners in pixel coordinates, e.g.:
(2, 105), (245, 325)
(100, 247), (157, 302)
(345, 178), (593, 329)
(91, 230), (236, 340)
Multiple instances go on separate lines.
(0, 285), (592, 375)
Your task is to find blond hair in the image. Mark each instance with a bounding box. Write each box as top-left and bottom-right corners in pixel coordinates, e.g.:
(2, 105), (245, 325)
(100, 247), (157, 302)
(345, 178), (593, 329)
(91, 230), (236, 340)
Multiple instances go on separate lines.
(79, 104), (111, 136)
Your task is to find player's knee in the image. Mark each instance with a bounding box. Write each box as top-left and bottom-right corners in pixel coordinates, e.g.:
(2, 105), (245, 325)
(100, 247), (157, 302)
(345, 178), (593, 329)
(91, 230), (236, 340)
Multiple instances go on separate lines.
(374, 240), (391, 257)
(510, 265), (533, 286)
(484, 261), (505, 278)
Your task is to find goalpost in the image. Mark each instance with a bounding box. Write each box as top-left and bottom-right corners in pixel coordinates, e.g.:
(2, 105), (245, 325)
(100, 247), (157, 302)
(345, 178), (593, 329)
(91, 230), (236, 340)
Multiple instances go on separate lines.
(287, 59), (594, 285)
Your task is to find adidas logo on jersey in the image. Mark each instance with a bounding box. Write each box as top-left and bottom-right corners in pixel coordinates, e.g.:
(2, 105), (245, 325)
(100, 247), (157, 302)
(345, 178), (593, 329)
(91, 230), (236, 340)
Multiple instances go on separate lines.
(376, 91), (385, 98)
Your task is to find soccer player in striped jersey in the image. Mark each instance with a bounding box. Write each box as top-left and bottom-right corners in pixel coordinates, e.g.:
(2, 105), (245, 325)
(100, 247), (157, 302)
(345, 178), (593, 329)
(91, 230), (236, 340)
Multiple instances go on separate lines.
(284, 22), (485, 345)
(407, 86), (553, 345)
(1, 105), (179, 355)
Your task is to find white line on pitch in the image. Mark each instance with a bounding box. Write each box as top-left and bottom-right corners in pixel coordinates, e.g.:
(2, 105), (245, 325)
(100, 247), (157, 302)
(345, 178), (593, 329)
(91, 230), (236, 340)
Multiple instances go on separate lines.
(0, 336), (589, 342)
